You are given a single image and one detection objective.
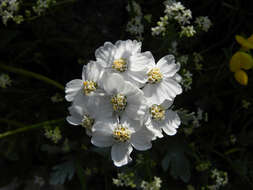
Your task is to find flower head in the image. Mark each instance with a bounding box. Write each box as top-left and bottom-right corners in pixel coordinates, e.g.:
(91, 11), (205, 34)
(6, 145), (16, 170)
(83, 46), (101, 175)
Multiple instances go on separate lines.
(143, 54), (182, 105)
(95, 40), (153, 87)
(91, 116), (154, 167)
(65, 61), (104, 102)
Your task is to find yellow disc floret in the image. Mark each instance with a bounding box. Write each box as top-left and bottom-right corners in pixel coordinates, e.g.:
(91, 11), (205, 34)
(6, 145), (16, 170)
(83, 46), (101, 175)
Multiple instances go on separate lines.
(82, 115), (95, 131)
(113, 125), (131, 142)
(150, 104), (165, 121)
(83, 80), (97, 95)
(148, 68), (163, 84)
(112, 58), (128, 72)
(111, 94), (127, 112)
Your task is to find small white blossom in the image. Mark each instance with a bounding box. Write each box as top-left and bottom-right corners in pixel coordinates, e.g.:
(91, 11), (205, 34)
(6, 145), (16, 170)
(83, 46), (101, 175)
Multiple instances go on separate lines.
(126, 1), (144, 41)
(181, 69), (192, 91)
(33, 0), (56, 16)
(140, 176), (162, 190)
(50, 93), (64, 103)
(180, 25), (196, 38)
(195, 16), (212, 32)
(34, 176), (45, 187)
(0, 73), (12, 88)
(0, 0), (23, 25)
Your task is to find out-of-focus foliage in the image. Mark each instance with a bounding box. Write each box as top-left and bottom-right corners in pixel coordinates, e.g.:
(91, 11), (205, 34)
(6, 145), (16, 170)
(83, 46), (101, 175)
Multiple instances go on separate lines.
(0, 0), (253, 189)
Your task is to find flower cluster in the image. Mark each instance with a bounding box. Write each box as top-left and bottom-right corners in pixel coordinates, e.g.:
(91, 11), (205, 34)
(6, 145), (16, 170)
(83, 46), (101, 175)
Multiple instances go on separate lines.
(33, 0), (56, 16)
(44, 126), (62, 143)
(195, 16), (212, 32)
(126, 1), (144, 41)
(151, 0), (195, 37)
(65, 40), (182, 167)
(113, 172), (136, 188)
(140, 177), (162, 190)
(229, 34), (253, 85)
(0, 0), (23, 25)
(151, 0), (211, 38)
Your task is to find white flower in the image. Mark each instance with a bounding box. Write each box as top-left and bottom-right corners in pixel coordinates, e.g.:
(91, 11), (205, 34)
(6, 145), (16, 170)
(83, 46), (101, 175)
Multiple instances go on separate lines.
(91, 115), (154, 167)
(65, 61), (104, 102)
(95, 40), (153, 87)
(101, 73), (148, 123)
(66, 95), (112, 136)
(143, 54), (182, 105)
(145, 100), (180, 139)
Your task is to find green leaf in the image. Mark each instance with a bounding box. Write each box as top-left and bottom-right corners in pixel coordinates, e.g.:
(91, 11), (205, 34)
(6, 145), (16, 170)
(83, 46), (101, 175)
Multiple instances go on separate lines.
(161, 136), (191, 183)
(49, 160), (76, 185)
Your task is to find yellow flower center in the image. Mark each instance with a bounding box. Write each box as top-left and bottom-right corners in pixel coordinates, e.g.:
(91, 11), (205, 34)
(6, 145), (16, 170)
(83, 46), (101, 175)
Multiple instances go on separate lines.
(112, 58), (128, 72)
(111, 94), (127, 112)
(83, 80), (97, 95)
(148, 68), (163, 84)
(82, 115), (95, 131)
(150, 104), (165, 121)
(113, 125), (131, 142)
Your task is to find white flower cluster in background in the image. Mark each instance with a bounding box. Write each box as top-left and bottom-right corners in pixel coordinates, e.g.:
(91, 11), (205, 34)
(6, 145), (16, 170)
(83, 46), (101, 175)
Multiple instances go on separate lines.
(0, 73), (12, 88)
(44, 126), (62, 143)
(140, 177), (162, 190)
(65, 40), (182, 167)
(113, 172), (136, 188)
(151, 0), (211, 38)
(177, 108), (208, 135)
(195, 16), (212, 32)
(33, 0), (56, 16)
(201, 169), (228, 190)
(0, 0), (23, 25)
(181, 68), (193, 91)
(126, 1), (144, 41)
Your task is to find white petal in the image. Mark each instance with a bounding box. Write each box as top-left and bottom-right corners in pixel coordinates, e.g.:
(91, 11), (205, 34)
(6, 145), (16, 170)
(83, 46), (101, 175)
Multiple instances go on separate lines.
(145, 117), (163, 140)
(121, 81), (143, 97)
(162, 110), (181, 136)
(91, 130), (113, 147)
(143, 83), (165, 105)
(66, 115), (82, 126)
(160, 99), (174, 109)
(85, 61), (104, 83)
(111, 143), (133, 167)
(130, 127), (153, 151)
(102, 73), (124, 95)
(128, 51), (154, 72)
(65, 79), (83, 102)
(159, 78), (182, 101)
(115, 40), (141, 59)
(157, 55), (180, 77)
(95, 42), (116, 67)
(173, 73), (182, 83)
(91, 120), (115, 147)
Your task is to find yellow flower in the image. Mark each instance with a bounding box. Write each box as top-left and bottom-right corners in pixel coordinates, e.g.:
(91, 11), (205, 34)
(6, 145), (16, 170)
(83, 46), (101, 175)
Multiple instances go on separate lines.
(234, 70), (248, 86)
(235, 34), (253, 50)
(229, 51), (253, 72)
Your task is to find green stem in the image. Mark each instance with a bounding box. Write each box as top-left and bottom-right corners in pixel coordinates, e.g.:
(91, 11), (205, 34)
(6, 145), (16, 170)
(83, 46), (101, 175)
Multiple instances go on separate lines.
(0, 118), (25, 128)
(0, 63), (64, 91)
(76, 160), (86, 190)
(0, 118), (65, 139)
